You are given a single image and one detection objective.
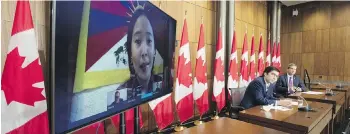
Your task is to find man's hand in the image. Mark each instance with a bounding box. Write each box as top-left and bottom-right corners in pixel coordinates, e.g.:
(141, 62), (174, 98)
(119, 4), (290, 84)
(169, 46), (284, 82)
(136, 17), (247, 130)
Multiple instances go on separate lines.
(295, 87), (302, 92)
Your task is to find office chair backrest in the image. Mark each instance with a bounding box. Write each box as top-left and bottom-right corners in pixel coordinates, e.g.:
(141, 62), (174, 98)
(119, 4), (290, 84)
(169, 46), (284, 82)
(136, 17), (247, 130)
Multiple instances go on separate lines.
(304, 69), (311, 90)
(229, 87), (247, 106)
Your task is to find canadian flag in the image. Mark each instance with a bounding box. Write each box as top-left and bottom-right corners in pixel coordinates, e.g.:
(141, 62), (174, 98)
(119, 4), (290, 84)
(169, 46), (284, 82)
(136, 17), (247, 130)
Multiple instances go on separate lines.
(239, 32), (249, 88)
(276, 42), (281, 70)
(193, 23), (209, 116)
(73, 122), (104, 134)
(109, 107), (143, 134)
(227, 30), (238, 93)
(175, 19), (194, 123)
(272, 42), (277, 67)
(248, 34), (256, 82)
(1, 1), (49, 134)
(148, 94), (173, 130)
(265, 36), (271, 67)
(213, 27), (226, 112)
(257, 34), (264, 76)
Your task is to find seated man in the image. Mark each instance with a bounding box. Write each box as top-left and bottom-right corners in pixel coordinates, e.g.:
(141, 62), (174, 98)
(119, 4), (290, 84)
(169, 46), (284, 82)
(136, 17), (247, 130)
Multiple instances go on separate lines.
(275, 63), (306, 97)
(240, 66), (290, 109)
(108, 91), (124, 109)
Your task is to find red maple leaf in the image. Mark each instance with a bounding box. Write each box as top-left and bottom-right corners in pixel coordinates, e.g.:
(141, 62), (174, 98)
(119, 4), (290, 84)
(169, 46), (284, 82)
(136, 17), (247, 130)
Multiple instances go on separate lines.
(195, 57), (207, 84)
(229, 59), (238, 80)
(177, 54), (192, 88)
(214, 59), (224, 81)
(2, 48), (45, 106)
(241, 59), (249, 80)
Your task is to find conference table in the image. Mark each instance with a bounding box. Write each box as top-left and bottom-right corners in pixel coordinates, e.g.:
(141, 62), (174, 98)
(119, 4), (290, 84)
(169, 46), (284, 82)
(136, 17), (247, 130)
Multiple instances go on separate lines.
(174, 117), (287, 134)
(310, 84), (350, 109)
(239, 101), (333, 134)
(288, 90), (346, 133)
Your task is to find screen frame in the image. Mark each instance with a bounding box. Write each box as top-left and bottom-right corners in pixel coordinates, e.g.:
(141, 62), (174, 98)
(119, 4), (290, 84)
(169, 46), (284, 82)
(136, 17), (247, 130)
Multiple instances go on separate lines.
(49, 1), (176, 133)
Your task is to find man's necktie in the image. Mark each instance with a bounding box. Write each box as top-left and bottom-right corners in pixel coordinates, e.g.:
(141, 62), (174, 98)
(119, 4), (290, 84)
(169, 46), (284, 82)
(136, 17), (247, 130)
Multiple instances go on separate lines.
(289, 77), (293, 93)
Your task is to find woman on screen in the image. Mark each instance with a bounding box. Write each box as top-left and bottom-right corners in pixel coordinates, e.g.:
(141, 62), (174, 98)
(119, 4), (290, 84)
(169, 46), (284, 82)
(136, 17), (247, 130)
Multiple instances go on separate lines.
(115, 6), (162, 100)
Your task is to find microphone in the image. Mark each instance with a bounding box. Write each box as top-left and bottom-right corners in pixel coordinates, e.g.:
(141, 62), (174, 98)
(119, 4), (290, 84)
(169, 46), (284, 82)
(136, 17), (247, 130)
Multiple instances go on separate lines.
(336, 82), (344, 88)
(297, 95), (312, 111)
(317, 82), (334, 96)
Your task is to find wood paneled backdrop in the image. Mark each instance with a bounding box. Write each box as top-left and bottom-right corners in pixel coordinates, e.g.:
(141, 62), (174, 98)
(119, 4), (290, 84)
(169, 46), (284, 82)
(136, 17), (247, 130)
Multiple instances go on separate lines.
(280, 1), (350, 83)
(1, 1), (268, 133)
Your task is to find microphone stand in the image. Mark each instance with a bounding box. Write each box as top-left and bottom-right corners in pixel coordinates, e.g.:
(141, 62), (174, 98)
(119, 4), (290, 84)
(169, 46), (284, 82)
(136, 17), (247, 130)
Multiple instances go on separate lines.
(317, 82), (334, 96)
(298, 95), (312, 111)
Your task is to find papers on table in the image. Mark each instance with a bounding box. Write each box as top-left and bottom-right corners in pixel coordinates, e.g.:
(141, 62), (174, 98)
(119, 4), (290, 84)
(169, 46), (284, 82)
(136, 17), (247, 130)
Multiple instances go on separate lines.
(290, 101), (298, 105)
(261, 105), (291, 111)
(301, 91), (324, 95)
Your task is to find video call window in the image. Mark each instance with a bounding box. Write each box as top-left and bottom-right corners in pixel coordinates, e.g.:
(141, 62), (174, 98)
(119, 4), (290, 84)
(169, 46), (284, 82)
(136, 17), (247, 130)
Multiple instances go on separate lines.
(53, 1), (176, 133)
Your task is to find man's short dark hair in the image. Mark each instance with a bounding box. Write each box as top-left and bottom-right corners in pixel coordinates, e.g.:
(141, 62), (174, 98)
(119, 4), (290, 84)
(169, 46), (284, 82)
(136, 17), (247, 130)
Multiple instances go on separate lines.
(115, 91), (120, 96)
(261, 66), (280, 76)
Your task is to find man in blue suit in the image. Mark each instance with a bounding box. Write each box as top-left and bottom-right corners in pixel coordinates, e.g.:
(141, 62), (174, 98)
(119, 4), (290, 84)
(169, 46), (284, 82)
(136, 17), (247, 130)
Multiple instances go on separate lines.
(275, 63), (306, 97)
(240, 66), (291, 109)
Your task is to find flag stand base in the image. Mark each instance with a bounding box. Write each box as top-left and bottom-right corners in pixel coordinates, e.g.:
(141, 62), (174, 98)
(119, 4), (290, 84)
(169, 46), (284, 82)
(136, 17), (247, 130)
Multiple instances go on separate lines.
(174, 125), (185, 132)
(211, 115), (219, 120)
(194, 120), (203, 125)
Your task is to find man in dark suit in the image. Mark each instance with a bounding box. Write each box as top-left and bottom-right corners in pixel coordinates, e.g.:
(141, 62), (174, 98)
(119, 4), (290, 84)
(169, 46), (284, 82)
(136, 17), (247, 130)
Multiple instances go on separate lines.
(108, 91), (124, 109)
(275, 63), (306, 97)
(240, 66), (291, 109)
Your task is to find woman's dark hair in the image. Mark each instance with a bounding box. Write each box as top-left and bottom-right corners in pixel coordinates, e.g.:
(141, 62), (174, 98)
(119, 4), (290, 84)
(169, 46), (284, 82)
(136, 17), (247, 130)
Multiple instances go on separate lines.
(125, 7), (156, 75)
(261, 66), (280, 77)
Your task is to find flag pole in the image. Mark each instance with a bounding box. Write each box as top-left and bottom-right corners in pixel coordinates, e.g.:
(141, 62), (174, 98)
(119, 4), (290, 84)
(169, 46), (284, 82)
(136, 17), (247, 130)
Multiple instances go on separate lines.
(194, 16), (205, 126)
(120, 112), (126, 134)
(211, 106), (220, 120)
(174, 10), (188, 132)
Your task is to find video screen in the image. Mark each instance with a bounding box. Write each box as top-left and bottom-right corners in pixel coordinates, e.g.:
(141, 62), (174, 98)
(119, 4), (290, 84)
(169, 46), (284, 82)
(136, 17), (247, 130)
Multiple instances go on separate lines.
(52, 1), (176, 133)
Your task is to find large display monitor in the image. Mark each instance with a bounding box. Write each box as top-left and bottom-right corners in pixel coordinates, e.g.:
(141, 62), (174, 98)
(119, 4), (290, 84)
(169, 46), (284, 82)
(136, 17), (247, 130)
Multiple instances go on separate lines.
(51, 1), (176, 133)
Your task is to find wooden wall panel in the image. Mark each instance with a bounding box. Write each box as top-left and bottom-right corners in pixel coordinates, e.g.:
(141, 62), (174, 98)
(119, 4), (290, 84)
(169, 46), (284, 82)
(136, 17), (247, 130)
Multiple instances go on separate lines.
(207, 1), (217, 11)
(345, 26), (350, 52)
(183, 2), (196, 42)
(328, 76), (344, 81)
(344, 77), (350, 82)
(344, 52), (350, 77)
(235, 19), (243, 49)
(290, 9), (303, 33)
(290, 54), (302, 75)
(280, 54), (289, 71)
(329, 52), (344, 76)
(241, 1), (249, 23)
(330, 2), (350, 28)
(206, 9), (216, 45)
(302, 30), (316, 53)
(281, 8), (291, 34)
(1, 21), (11, 72)
(314, 53), (329, 75)
(247, 2), (254, 25)
(280, 33), (290, 54)
(235, 1), (242, 20)
(302, 53), (315, 75)
(316, 4), (331, 30)
(313, 75), (328, 81)
(329, 27), (346, 52)
(290, 32), (302, 53)
(315, 29), (329, 53)
(282, 1), (350, 82)
(166, 1), (183, 40)
(302, 7), (317, 31)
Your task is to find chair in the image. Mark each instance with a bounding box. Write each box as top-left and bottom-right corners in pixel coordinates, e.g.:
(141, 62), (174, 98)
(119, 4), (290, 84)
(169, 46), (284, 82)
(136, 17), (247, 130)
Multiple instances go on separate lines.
(304, 69), (311, 90)
(228, 87), (247, 119)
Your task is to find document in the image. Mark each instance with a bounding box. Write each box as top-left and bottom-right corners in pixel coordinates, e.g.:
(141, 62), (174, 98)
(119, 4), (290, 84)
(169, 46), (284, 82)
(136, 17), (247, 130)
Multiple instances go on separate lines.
(301, 91), (324, 95)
